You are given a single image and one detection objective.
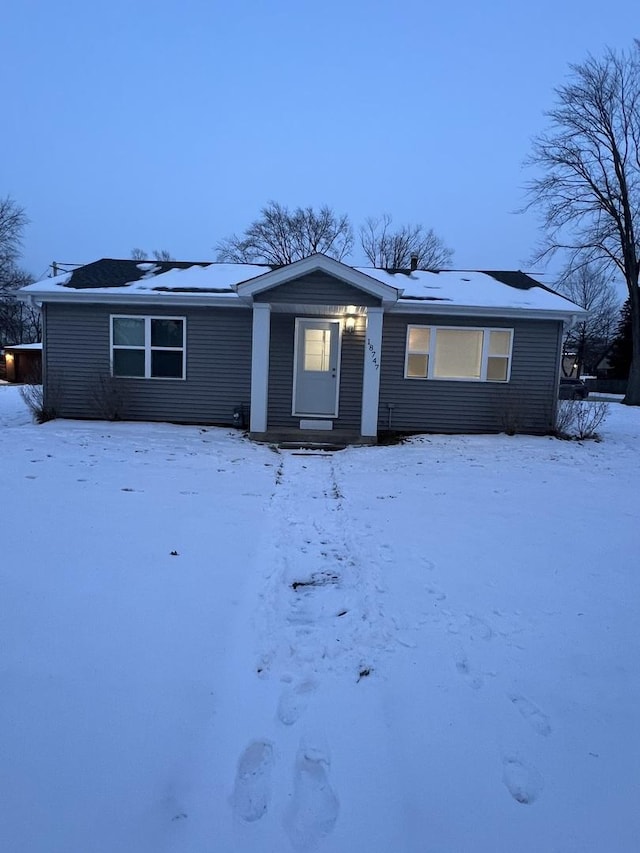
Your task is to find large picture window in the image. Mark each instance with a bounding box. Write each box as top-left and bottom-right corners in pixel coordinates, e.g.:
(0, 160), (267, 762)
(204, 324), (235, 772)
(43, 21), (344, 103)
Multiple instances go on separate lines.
(111, 316), (186, 379)
(405, 325), (513, 382)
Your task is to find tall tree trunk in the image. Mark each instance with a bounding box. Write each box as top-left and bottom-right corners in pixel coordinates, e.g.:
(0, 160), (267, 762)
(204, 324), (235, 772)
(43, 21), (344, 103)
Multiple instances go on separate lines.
(623, 291), (640, 404)
(624, 343), (640, 403)
(626, 356), (640, 403)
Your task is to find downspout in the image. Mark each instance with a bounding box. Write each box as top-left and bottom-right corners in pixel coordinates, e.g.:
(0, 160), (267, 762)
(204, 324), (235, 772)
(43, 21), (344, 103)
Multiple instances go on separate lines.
(38, 300), (46, 410)
(552, 319), (570, 430)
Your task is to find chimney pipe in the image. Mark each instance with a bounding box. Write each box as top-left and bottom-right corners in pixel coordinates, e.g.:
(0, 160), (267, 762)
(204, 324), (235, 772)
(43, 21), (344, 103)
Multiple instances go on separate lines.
(410, 254), (418, 272)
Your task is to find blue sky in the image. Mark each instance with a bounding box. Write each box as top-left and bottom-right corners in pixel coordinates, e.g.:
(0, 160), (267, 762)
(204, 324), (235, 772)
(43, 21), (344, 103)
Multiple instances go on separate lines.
(2, 0), (637, 280)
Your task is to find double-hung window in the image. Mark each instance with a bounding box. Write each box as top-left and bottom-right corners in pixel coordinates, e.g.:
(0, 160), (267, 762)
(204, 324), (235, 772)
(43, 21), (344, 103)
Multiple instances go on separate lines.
(405, 325), (513, 382)
(111, 316), (186, 379)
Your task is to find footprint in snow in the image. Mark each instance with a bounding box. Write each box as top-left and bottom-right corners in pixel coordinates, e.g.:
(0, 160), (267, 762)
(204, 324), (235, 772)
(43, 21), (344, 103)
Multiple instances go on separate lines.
(230, 740), (274, 822)
(426, 586), (446, 601)
(509, 694), (552, 736)
(284, 741), (339, 851)
(449, 614), (493, 641)
(277, 680), (316, 726)
(502, 755), (544, 804)
(467, 614), (494, 640)
(455, 656), (483, 690)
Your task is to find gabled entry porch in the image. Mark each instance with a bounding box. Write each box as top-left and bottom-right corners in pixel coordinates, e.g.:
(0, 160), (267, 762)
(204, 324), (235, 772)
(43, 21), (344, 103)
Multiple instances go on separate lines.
(234, 255), (398, 443)
(249, 302), (384, 442)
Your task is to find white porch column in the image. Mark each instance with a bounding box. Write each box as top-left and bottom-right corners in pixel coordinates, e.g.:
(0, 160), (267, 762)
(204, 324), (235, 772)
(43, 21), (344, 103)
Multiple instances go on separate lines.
(250, 303), (271, 433)
(361, 306), (383, 437)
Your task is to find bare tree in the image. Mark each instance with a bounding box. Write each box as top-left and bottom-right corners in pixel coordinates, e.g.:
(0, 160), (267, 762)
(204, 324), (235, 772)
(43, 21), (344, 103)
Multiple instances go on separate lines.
(1, 197), (38, 345)
(152, 249), (174, 262)
(216, 201), (353, 264)
(556, 262), (620, 376)
(0, 196), (28, 277)
(360, 214), (453, 269)
(130, 248), (174, 261)
(0, 275), (39, 345)
(525, 43), (640, 404)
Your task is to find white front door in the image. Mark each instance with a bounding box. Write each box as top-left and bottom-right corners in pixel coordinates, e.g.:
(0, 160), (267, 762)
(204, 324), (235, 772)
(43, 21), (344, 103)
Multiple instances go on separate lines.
(293, 318), (341, 417)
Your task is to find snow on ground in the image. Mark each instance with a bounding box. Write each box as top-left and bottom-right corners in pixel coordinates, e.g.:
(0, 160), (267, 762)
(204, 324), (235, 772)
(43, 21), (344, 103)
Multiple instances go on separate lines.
(1, 385), (638, 853)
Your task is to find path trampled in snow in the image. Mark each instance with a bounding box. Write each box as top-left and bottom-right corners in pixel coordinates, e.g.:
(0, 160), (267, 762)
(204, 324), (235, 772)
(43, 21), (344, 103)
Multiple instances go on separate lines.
(255, 451), (398, 686)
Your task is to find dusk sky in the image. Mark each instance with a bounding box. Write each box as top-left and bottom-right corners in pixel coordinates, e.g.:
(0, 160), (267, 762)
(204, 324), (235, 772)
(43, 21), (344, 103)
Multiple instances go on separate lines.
(2, 0), (637, 281)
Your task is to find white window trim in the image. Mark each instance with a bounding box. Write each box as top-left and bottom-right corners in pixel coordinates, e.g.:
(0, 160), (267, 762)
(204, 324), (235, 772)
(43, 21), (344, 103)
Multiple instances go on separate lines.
(404, 325), (513, 382)
(110, 315), (187, 380)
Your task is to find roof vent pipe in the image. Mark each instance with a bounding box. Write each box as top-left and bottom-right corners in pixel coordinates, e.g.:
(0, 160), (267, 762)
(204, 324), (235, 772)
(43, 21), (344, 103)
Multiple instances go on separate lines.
(410, 254), (418, 271)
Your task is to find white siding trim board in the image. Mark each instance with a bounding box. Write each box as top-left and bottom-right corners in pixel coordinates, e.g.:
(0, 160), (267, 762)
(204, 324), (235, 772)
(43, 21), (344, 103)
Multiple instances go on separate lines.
(250, 304), (271, 433)
(361, 307), (383, 437)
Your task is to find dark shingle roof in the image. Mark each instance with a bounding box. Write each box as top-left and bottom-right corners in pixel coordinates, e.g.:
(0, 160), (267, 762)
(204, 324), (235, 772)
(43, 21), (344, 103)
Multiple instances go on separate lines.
(481, 270), (556, 293)
(61, 259), (210, 289)
(51, 259), (565, 306)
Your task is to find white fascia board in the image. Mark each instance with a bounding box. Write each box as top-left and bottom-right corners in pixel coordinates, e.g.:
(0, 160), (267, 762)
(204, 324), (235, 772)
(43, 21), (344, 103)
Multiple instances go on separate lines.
(16, 290), (247, 309)
(235, 253), (399, 304)
(390, 300), (586, 323)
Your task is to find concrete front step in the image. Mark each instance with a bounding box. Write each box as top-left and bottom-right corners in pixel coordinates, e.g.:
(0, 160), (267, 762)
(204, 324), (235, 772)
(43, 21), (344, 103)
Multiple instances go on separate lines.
(249, 429), (376, 448)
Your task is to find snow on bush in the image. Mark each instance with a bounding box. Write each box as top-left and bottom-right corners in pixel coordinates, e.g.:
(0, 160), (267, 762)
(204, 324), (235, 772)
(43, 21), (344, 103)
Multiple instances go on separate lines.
(555, 399), (609, 440)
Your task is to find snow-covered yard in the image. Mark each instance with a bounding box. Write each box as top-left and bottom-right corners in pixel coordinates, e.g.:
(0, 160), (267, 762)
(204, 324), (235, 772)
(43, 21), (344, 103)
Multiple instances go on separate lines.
(1, 385), (638, 853)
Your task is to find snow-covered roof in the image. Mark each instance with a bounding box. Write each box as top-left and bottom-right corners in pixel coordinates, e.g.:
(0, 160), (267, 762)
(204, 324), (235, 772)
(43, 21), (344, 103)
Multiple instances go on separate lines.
(19, 256), (584, 318)
(3, 342), (43, 351)
(19, 260), (267, 296)
(358, 268), (582, 313)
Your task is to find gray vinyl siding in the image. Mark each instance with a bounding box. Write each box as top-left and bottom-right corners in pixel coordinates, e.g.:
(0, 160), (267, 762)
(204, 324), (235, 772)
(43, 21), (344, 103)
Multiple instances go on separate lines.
(378, 314), (562, 434)
(255, 271), (382, 307)
(42, 299), (563, 437)
(43, 302), (252, 424)
(266, 314), (363, 430)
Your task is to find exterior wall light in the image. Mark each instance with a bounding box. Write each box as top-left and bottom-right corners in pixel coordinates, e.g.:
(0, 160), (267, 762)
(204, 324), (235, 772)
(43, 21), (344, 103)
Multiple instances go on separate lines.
(4, 351), (15, 382)
(345, 315), (356, 334)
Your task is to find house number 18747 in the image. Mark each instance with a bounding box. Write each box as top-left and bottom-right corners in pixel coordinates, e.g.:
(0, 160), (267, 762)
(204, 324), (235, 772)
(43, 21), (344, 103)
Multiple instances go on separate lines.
(367, 337), (380, 370)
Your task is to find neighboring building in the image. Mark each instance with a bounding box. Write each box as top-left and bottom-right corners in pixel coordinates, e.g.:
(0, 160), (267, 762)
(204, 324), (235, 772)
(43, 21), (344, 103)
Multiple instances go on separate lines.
(2, 343), (43, 383)
(19, 254), (584, 441)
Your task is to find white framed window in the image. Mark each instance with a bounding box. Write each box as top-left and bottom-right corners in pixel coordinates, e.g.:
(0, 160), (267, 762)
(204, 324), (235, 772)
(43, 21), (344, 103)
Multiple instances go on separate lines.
(111, 315), (186, 379)
(404, 325), (513, 382)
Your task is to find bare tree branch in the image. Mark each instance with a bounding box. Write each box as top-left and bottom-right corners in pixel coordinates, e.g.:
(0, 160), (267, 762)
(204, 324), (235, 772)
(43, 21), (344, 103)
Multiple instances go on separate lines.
(216, 201), (354, 264)
(524, 43), (640, 403)
(0, 197), (29, 285)
(0, 197), (38, 345)
(556, 260), (620, 375)
(360, 214), (453, 269)
(153, 249), (174, 261)
(130, 248), (174, 261)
